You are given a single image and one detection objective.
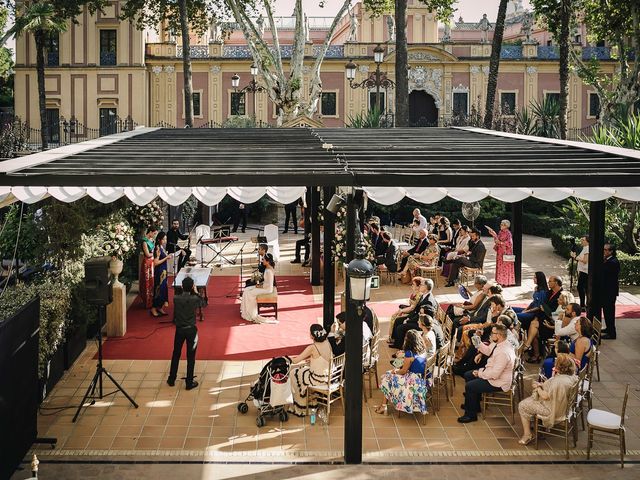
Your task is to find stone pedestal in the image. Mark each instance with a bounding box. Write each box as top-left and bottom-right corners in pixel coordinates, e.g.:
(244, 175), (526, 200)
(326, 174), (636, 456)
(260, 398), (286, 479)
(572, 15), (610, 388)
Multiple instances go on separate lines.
(106, 283), (127, 337)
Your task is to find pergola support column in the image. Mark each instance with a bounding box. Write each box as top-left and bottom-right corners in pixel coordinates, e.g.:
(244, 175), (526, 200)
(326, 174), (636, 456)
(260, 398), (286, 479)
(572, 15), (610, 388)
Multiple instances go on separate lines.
(322, 186), (336, 330)
(511, 201), (523, 286)
(311, 187), (321, 286)
(344, 192), (362, 464)
(587, 200), (606, 321)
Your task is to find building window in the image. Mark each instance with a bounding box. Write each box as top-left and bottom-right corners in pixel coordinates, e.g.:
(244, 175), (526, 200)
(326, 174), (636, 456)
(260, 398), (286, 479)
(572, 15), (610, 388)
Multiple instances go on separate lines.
(453, 92), (468, 117)
(320, 92), (337, 116)
(45, 108), (59, 143)
(546, 40), (553, 46)
(588, 92), (600, 118)
(596, 40), (605, 47)
(99, 107), (117, 135)
(192, 92), (201, 117)
(100, 30), (117, 66)
(231, 92), (245, 116)
(46, 32), (59, 67)
(369, 91), (386, 113)
(574, 34), (582, 44)
(545, 92), (560, 105)
(500, 92), (516, 114)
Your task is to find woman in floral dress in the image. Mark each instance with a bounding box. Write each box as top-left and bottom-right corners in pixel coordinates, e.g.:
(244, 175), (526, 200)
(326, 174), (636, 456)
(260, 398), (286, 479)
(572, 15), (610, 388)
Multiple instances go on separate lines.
(140, 226), (157, 309)
(489, 220), (515, 286)
(375, 330), (430, 415)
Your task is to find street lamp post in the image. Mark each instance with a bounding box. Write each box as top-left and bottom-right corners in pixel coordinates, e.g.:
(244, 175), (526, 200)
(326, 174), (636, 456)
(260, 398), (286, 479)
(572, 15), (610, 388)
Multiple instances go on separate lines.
(232, 64), (266, 122)
(343, 193), (374, 465)
(345, 43), (395, 117)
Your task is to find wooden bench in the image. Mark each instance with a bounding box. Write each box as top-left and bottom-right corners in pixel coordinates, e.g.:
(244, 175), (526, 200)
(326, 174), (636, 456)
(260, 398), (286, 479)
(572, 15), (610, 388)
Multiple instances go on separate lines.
(256, 287), (278, 317)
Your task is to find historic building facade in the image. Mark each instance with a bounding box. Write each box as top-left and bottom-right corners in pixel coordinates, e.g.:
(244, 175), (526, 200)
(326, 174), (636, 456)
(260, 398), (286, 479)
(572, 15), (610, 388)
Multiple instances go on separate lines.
(13, 0), (614, 132)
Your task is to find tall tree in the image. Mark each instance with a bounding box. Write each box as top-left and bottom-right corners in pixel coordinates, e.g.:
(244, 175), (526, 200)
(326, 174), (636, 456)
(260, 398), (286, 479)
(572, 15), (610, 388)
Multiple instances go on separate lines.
(364, 0), (455, 127)
(483, 0), (509, 129)
(121, 0), (211, 127)
(573, 0), (640, 126)
(226, 0), (352, 125)
(532, 0), (577, 139)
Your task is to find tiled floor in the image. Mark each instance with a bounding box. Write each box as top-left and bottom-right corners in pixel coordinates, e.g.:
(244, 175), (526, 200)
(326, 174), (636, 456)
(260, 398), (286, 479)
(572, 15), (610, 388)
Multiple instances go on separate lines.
(24, 232), (640, 476)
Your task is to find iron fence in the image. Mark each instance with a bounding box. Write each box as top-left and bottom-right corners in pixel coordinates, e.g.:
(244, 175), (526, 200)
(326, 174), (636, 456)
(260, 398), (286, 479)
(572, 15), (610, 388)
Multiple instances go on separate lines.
(0, 114), (138, 158)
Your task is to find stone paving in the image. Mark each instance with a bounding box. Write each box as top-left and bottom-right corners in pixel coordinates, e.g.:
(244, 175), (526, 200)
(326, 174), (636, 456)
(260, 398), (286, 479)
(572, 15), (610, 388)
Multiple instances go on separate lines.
(14, 233), (640, 479)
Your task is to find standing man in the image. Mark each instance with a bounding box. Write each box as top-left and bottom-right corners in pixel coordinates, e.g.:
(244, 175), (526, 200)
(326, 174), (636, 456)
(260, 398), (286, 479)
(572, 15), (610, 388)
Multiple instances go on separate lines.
(445, 228), (486, 287)
(458, 324), (515, 423)
(232, 201), (248, 233)
(412, 208), (428, 232)
(167, 276), (204, 390)
(571, 236), (589, 308)
(167, 219), (191, 273)
(283, 200), (299, 234)
(601, 243), (620, 340)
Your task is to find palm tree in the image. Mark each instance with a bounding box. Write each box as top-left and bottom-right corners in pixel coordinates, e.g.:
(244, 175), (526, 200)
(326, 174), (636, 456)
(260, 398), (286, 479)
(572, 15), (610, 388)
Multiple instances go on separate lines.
(3, 2), (67, 150)
(483, 0), (509, 129)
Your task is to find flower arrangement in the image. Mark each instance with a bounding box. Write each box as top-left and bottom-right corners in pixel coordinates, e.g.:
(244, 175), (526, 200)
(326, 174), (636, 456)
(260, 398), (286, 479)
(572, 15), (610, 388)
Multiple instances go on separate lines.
(97, 215), (136, 260)
(127, 200), (164, 232)
(331, 204), (375, 266)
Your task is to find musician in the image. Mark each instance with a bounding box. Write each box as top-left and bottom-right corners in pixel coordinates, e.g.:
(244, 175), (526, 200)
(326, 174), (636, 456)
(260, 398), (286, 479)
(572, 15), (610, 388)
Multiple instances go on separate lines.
(167, 219), (191, 273)
(246, 243), (269, 287)
(232, 201), (248, 233)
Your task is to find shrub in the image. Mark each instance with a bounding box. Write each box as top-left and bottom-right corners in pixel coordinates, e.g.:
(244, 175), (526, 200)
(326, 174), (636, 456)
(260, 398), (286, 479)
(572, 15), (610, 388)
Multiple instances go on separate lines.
(618, 252), (640, 286)
(523, 213), (567, 238)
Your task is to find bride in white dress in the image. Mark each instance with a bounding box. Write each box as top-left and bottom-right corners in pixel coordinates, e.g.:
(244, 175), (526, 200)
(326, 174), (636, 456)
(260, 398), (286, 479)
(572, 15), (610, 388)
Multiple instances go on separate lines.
(240, 253), (278, 324)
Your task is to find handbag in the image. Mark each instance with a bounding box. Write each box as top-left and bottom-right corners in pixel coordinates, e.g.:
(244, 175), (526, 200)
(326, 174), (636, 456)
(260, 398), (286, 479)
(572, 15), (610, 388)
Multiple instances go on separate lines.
(502, 254), (516, 262)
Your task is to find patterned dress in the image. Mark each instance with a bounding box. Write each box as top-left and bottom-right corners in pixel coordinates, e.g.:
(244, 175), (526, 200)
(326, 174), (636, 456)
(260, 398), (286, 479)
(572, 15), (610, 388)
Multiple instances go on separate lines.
(288, 342), (332, 416)
(140, 237), (155, 309)
(152, 244), (168, 309)
(494, 229), (515, 286)
(380, 352), (430, 414)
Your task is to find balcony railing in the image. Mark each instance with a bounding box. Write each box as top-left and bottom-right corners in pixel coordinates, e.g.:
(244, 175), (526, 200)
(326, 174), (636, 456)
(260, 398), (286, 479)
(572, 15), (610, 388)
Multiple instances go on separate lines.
(46, 52), (59, 67)
(100, 51), (117, 66)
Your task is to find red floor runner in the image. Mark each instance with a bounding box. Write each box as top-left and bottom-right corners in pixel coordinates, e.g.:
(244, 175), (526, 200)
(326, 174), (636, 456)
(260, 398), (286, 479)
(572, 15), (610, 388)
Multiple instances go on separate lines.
(100, 276), (640, 362)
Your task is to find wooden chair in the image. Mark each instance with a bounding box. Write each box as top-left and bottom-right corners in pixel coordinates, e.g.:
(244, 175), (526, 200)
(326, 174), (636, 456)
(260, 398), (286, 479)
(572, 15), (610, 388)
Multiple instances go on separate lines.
(442, 316), (454, 343)
(362, 331), (380, 400)
(534, 377), (581, 459)
(421, 353), (438, 424)
(256, 287), (278, 317)
(432, 342), (451, 410)
(575, 362), (590, 431)
(418, 265), (441, 288)
(307, 353), (345, 425)
(446, 328), (458, 393)
(591, 317), (602, 381)
(482, 357), (521, 424)
(460, 266), (484, 286)
(587, 384), (630, 468)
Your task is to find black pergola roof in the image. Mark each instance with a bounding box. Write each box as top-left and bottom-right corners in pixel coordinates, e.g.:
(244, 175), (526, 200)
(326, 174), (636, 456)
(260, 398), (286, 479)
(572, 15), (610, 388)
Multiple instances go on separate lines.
(2, 127), (640, 188)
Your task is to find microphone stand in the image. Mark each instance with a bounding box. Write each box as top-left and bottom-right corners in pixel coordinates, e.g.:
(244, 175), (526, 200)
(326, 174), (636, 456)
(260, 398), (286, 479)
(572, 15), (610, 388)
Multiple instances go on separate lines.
(227, 241), (248, 298)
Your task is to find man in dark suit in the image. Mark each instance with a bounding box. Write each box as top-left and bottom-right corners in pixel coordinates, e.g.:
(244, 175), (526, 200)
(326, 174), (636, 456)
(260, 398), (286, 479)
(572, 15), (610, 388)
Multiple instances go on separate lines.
(391, 278), (438, 348)
(446, 228), (486, 287)
(283, 200), (299, 234)
(601, 243), (621, 340)
(398, 228), (428, 271)
(376, 232), (398, 272)
(167, 219), (191, 273)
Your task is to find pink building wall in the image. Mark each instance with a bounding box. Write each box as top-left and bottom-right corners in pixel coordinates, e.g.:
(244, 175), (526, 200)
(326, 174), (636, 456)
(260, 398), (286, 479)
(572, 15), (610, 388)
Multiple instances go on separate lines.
(497, 72), (525, 109)
(176, 72), (209, 127)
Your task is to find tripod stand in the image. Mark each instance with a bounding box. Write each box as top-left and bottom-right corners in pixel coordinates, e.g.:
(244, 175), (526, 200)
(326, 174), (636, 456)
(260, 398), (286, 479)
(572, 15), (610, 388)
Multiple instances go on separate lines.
(72, 306), (138, 422)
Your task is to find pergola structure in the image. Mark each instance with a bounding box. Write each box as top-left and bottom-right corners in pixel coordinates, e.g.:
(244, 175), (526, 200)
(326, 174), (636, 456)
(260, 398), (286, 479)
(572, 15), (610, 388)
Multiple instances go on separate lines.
(2, 126), (640, 463)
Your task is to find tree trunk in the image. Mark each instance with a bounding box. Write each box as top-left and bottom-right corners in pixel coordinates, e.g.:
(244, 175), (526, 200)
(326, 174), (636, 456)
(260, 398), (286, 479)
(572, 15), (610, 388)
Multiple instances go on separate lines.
(395, 0), (408, 127)
(34, 29), (48, 150)
(558, 0), (571, 139)
(483, 0), (509, 129)
(178, 0), (194, 127)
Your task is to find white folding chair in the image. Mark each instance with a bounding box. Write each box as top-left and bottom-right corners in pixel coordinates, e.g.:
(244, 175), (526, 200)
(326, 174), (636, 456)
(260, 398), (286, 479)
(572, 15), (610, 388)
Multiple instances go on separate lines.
(195, 225), (210, 266)
(264, 224), (280, 261)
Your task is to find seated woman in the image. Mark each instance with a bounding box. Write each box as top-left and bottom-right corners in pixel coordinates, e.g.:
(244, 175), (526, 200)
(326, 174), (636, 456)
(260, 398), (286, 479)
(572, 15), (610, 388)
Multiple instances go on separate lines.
(517, 353), (578, 445)
(524, 290), (574, 363)
(442, 225), (470, 278)
(375, 330), (430, 415)
(289, 324), (333, 416)
(447, 274), (487, 319)
(513, 271), (548, 329)
(240, 253), (278, 324)
(398, 234), (440, 282)
(328, 312), (373, 357)
(417, 314), (437, 358)
(541, 316), (592, 379)
(386, 277), (423, 343)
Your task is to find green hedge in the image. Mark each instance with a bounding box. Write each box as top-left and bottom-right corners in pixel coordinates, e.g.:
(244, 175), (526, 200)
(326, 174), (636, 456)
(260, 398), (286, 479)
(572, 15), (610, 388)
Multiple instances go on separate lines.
(523, 213), (567, 238)
(618, 252), (640, 286)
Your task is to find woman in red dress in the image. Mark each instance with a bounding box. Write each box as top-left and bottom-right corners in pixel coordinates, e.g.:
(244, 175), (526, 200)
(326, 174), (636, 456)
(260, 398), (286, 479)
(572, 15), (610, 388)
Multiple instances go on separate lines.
(140, 226), (158, 309)
(489, 220), (515, 287)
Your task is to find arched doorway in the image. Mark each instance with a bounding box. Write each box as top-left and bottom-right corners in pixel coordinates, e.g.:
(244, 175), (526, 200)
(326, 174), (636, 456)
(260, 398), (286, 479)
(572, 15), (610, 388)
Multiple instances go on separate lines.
(409, 91), (439, 126)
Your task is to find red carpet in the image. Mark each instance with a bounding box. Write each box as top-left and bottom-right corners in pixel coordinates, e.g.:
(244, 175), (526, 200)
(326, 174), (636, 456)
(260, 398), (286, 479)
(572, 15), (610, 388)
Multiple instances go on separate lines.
(100, 277), (640, 362)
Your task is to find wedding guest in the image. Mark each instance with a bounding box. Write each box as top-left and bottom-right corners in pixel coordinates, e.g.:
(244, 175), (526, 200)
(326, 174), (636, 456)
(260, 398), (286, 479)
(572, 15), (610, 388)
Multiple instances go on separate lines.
(601, 243), (621, 340)
(140, 226), (158, 309)
(571, 236), (589, 308)
(151, 231), (173, 317)
(387, 277), (423, 342)
(488, 220), (515, 287)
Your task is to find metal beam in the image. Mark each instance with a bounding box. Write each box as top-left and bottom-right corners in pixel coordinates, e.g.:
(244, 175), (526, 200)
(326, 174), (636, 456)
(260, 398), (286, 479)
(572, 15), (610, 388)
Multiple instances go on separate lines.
(311, 186), (321, 286)
(587, 201), (606, 322)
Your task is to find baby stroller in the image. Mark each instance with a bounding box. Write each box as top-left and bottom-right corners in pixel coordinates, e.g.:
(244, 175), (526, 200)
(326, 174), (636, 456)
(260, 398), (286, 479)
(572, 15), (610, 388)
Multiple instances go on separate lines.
(238, 356), (292, 427)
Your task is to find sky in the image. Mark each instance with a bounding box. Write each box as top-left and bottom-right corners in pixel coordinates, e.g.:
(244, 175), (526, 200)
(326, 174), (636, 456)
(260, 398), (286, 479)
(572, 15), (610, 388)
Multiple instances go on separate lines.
(273, 1), (533, 21)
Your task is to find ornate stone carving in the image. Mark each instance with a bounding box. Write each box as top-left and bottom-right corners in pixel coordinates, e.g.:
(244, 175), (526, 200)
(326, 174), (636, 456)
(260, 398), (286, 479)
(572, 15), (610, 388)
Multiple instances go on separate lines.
(482, 66), (490, 75)
(302, 65), (312, 74)
(453, 83), (469, 92)
(210, 65), (221, 74)
(526, 65), (537, 75)
(408, 52), (440, 62)
(164, 65), (175, 74)
(408, 66), (443, 108)
(470, 65), (481, 74)
(358, 65), (369, 74)
(152, 65), (162, 75)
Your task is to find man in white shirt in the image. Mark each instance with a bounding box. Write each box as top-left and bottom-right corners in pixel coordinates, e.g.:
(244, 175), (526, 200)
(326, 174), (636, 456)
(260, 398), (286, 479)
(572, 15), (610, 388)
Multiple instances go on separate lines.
(571, 236), (589, 308)
(412, 208), (428, 231)
(555, 302), (581, 342)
